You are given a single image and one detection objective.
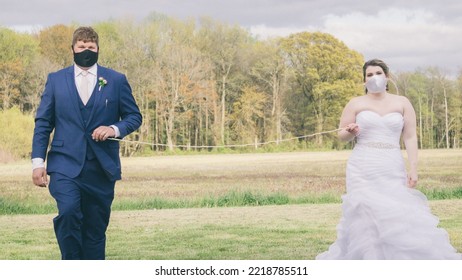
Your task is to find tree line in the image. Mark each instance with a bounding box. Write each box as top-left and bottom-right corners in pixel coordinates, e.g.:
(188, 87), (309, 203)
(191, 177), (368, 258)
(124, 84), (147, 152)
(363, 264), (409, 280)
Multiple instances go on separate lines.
(1, 13), (461, 159)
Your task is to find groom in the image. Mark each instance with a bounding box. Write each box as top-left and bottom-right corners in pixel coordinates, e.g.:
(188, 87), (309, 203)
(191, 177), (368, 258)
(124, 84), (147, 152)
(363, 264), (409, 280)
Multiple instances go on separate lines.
(31, 26), (142, 259)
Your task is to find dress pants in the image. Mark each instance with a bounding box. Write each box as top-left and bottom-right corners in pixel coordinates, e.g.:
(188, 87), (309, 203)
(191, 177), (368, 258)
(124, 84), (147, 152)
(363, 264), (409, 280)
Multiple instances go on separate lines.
(49, 158), (115, 260)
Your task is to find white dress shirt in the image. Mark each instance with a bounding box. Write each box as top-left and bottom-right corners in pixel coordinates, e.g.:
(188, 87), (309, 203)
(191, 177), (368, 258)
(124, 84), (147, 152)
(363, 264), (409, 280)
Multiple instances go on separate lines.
(75, 64), (97, 102)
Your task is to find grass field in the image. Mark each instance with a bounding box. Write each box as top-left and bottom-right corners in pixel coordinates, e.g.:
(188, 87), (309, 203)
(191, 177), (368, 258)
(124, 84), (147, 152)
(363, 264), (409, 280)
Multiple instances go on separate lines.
(0, 149), (461, 259)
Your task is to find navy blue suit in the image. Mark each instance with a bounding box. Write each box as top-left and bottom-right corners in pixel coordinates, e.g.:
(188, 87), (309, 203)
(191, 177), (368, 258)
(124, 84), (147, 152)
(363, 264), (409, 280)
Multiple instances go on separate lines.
(32, 65), (142, 259)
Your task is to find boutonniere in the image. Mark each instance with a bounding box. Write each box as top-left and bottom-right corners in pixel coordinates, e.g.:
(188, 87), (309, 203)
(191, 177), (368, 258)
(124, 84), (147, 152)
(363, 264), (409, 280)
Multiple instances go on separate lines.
(98, 77), (108, 91)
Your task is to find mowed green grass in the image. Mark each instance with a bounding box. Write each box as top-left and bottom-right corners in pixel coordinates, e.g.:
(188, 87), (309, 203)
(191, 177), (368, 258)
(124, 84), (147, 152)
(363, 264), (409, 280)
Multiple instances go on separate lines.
(1, 201), (461, 260)
(0, 149), (461, 259)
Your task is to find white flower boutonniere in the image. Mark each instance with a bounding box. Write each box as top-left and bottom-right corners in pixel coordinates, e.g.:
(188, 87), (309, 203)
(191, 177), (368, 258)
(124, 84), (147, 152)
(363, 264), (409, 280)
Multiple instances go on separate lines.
(98, 77), (108, 91)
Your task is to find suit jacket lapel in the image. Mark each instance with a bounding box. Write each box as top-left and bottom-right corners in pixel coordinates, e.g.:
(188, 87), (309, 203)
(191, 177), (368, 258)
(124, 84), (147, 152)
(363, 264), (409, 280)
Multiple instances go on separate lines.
(65, 67), (85, 128)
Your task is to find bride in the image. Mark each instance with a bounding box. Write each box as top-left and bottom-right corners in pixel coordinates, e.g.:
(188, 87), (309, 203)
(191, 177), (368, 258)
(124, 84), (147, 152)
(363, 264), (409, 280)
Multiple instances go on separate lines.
(316, 59), (461, 260)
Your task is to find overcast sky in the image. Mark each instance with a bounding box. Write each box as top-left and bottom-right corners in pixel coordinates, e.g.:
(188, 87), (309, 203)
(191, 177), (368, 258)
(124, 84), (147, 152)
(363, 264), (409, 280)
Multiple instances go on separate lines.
(1, 0), (461, 76)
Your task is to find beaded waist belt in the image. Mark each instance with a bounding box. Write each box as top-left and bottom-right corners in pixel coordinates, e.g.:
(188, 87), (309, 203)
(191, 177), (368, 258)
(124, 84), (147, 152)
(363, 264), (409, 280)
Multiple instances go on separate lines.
(356, 142), (400, 149)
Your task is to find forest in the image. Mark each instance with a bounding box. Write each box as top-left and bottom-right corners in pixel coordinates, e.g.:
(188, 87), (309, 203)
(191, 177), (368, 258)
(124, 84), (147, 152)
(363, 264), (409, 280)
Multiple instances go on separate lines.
(1, 13), (461, 160)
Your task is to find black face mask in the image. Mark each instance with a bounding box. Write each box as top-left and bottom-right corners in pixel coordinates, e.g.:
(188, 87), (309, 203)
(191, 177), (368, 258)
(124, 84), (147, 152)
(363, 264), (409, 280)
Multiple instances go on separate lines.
(73, 49), (98, 68)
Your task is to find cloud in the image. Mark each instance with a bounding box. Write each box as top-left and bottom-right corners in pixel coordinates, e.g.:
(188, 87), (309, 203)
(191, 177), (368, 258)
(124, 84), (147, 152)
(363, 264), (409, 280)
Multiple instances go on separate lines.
(250, 8), (462, 75)
(249, 25), (310, 40)
(1, 1), (461, 75)
(325, 9), (448, 52)
(323, 8), (462, 74)
(7, 24), (44, 34)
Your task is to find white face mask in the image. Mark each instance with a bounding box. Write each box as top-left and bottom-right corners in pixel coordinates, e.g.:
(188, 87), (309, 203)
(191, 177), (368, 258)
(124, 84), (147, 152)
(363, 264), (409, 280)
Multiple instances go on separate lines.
(365, 75), (387, 94)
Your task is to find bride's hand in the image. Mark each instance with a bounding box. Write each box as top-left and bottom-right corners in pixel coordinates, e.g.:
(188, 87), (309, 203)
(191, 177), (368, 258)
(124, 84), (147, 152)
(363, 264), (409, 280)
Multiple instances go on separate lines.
(345, 123), (360, 136)
(407, 172), (418, 188)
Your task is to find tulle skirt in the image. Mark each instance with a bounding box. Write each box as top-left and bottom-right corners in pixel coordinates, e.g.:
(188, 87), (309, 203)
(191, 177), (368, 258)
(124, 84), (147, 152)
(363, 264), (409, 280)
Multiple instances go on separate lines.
(316, 145), (461, 260)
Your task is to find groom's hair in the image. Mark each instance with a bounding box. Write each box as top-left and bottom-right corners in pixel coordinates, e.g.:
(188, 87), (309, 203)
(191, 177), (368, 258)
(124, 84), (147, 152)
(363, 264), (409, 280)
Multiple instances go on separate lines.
(72, 26), (99, 47)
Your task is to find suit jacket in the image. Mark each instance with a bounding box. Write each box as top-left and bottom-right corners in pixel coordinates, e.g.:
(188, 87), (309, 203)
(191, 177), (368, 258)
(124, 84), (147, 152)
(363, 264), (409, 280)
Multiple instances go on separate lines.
(32, 65), (142, 181)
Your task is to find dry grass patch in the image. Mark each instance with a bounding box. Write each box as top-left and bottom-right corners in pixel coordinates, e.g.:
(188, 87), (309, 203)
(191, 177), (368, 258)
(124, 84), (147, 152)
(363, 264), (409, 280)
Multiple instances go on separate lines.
(1, 150), (461, 214)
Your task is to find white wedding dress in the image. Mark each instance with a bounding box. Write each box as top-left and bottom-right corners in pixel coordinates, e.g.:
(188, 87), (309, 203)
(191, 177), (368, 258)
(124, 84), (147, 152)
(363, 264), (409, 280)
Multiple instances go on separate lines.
(316, 110), (461, 260)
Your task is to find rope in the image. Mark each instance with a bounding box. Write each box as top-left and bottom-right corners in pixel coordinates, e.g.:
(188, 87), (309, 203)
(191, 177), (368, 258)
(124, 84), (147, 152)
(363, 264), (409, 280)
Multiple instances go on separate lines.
(108, 127), (343, 149)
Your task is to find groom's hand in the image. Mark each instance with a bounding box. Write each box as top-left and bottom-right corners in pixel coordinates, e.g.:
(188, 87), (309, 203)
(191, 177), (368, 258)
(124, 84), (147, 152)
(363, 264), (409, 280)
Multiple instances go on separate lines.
(92, 126), (116, 142)
(32, 167), (48, 188)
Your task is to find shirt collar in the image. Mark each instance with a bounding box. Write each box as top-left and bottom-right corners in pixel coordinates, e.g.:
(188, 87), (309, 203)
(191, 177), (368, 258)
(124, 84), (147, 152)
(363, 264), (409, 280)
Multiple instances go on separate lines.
(74, 63), (98, 77)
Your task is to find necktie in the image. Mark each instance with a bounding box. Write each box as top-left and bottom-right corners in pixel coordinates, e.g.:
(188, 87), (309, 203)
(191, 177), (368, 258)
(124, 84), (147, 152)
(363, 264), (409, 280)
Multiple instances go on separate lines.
(79, 71), (90, 105)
